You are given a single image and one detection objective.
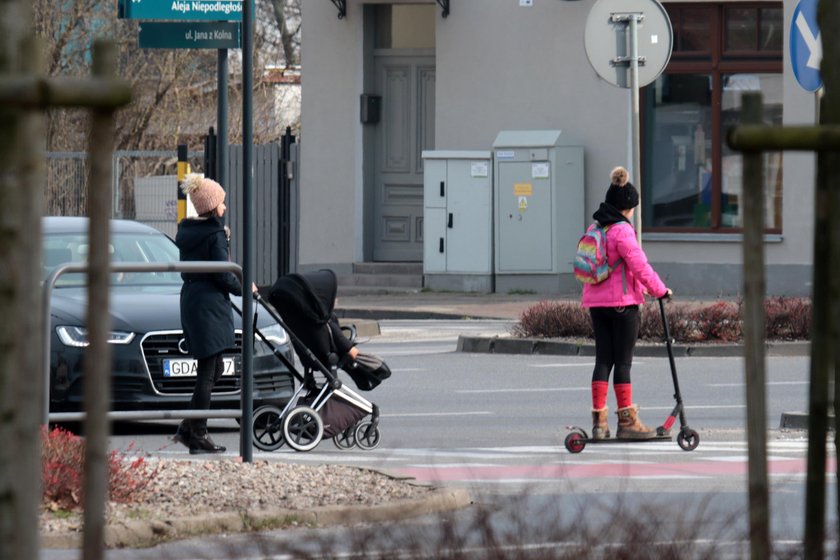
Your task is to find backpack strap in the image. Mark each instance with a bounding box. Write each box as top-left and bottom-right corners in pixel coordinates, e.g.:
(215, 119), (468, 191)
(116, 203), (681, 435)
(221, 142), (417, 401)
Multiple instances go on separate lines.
(603, 223), (628, 294)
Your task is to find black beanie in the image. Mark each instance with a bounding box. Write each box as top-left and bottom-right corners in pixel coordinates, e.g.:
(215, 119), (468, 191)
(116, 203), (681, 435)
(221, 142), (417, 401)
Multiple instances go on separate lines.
(604, 166), (639, 210)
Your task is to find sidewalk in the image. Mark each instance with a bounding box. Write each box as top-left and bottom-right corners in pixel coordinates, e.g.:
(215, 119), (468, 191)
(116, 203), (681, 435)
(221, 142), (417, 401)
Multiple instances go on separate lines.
(336, 290), (568, 321)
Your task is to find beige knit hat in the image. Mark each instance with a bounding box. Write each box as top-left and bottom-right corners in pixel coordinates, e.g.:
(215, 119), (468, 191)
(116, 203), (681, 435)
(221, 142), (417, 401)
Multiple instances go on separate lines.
(181, 173), (225, 215)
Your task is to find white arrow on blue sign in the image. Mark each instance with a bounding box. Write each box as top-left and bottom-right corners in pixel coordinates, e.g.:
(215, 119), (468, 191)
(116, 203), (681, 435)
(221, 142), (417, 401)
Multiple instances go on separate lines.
(790, 0), (822, 92)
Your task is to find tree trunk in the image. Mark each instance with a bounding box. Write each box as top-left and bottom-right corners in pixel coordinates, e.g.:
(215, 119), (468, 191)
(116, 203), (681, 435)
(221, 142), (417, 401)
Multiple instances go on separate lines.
(819, 1), (840, 554)
(0, 3), (45, 560)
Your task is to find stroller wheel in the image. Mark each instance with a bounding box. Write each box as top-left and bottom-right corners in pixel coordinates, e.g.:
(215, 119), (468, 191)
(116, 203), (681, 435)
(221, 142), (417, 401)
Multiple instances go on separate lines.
(252, 405), (285, 451)
(354, 421), (381, 451)
(282, 406), (324, 452)
(333, 424), (357, 450)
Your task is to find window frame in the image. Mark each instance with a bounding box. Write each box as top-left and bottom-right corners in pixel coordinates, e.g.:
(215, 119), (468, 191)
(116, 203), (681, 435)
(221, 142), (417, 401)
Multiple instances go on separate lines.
(644, 2), (783, 234)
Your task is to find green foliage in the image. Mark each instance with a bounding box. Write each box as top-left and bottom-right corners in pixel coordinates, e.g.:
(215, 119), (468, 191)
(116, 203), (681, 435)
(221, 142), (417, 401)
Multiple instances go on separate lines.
(514, 297), (811, 343)
(41, 426), (159, 511)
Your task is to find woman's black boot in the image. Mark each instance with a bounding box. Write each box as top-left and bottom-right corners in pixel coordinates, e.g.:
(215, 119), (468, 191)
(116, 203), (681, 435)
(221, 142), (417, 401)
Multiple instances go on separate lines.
(172, 419), (193, 448)
(188, 425), (226, 455)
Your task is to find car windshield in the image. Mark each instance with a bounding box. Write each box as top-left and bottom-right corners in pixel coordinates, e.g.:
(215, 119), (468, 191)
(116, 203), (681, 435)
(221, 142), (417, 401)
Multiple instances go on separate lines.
(43, 231), (182, 287)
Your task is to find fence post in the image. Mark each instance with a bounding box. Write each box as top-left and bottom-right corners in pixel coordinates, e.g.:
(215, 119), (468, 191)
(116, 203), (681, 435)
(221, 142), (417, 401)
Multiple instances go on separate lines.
(204, 126), (217, 180)
(82, 40), (121, 560)
(279, 126), (295, 277)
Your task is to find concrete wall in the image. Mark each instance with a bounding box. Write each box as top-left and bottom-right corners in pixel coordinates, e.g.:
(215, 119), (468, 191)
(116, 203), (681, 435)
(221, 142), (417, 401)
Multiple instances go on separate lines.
(299, 0), (367, 273)
(300, 0), (816, 296)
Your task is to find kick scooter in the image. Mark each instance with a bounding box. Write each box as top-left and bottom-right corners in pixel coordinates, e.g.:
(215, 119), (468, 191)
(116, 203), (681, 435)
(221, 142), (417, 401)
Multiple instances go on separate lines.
(564, 297), (700, 453)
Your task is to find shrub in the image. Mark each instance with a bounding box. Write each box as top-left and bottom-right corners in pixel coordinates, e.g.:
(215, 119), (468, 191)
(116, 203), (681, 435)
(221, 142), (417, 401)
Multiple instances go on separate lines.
(515, 297), (811, 343)
(765, 296), (811, 341)
(41, 425), (159, 511)
(512, 301), (592, 339)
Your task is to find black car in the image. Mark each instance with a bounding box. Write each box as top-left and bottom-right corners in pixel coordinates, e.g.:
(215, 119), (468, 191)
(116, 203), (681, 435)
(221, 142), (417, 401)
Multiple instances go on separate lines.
(43, 217), (294, 413)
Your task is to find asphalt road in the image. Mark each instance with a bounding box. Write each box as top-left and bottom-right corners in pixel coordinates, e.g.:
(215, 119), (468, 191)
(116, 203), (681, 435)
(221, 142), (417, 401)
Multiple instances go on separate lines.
(60, 319), (835, 558)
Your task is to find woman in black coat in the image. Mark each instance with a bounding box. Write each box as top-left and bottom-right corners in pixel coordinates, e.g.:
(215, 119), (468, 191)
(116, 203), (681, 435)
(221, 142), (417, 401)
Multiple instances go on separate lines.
(172, 173), (242, 454)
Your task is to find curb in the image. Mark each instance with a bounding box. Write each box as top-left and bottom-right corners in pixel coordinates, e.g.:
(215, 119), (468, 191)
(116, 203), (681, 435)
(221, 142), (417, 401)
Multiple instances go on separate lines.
(336, 308), (476, 321)
(40, 487), (472, 550)
(456, 336), (810, 358)
(780, 412), (834, 431)
(338, 317), (381, 338)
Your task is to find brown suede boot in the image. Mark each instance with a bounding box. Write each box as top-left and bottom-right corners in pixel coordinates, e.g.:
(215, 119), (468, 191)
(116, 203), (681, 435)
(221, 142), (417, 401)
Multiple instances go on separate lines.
(616, 404), (656, 440)
(591, 407), (610, 440)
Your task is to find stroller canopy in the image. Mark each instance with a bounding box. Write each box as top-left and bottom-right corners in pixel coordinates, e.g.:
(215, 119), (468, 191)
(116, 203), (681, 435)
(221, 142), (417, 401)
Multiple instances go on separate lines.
(267, 269), (340, 372)
(268, 269), (337, 327)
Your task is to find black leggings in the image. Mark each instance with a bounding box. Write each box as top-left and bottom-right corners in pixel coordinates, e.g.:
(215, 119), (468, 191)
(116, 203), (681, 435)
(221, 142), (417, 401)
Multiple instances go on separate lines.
(190, 352), (224, 428)
(589, 306), (640, 385)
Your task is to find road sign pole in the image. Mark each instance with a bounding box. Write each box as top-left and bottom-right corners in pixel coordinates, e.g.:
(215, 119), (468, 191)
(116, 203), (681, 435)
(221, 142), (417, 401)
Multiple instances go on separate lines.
(218, 49), (228, 185)
(629, 14), (643, 245)
(588, 0), (671, 246)
(240, 0), (255, 462)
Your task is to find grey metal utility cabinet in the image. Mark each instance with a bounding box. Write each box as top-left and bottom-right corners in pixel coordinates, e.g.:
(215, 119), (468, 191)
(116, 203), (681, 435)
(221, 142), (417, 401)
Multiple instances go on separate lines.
(493, 130), (584, 293)
(422, 151), (493, 293)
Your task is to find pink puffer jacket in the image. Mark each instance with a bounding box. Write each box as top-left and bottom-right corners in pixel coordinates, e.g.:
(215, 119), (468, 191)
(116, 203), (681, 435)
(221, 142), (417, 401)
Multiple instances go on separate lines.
(581, 221), (668, 308)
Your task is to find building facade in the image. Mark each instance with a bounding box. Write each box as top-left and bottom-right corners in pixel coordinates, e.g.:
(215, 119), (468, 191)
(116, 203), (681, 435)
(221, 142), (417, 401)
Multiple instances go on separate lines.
(299, 0), (815, 296)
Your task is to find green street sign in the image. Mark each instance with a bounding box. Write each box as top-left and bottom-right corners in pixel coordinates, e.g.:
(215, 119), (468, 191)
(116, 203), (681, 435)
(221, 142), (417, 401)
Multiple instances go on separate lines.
(120, 0), (244, 22)
(138, 21), (241, 49)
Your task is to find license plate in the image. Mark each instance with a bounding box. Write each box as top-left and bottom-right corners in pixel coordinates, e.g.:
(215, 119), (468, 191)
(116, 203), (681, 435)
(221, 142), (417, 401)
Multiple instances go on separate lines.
(163, 358), (236, 377)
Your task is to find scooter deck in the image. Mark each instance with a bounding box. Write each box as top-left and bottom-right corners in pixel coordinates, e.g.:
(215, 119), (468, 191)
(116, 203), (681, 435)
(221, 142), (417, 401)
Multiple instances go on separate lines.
(565, 425), (673, 444)
(580, 434), (673, 444)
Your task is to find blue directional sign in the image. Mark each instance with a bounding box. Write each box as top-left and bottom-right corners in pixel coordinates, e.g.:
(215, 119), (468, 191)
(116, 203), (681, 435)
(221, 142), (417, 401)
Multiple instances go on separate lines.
(790, 0), (822, 92)
(119, 0), (244, 22)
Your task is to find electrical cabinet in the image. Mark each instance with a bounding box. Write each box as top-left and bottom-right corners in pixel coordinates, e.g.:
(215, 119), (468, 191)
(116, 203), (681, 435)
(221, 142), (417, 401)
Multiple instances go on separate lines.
(422, 151), (493, 292)
(492, 130), (584, 293)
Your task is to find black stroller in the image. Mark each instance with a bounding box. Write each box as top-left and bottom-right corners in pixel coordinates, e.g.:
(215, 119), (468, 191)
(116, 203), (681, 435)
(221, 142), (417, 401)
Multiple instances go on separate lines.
(250, 269), (387, 452)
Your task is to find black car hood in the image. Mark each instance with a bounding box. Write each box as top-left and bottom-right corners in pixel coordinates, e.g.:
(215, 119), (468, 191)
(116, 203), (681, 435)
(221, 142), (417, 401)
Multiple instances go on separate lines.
(49, 285), (258, 333)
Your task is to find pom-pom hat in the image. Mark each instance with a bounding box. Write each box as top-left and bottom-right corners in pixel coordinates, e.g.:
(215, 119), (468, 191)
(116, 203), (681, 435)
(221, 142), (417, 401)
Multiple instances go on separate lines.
(181, 173), (225, 215)
(604, 166), (639, 211)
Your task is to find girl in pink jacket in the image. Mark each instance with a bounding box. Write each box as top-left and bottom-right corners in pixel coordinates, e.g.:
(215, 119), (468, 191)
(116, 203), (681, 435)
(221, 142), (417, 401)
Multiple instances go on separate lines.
(582, 167), (671, 440)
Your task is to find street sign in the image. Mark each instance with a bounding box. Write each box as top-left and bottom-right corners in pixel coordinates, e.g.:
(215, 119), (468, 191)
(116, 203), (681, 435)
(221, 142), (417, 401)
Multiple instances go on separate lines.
(790, 0), (822, 92)
(139, 22), (241, 49)
(120, 0), (243, 22)
(584, 0), (673, 88)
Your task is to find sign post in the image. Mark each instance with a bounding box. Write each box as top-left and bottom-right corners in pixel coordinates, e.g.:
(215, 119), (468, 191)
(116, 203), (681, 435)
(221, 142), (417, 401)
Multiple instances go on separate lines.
(584, 0), (672, 244)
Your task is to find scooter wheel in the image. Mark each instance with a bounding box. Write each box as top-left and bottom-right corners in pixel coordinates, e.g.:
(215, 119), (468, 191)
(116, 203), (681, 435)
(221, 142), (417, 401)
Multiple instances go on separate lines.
(564, 432), (586, 454)
(677, 428), (700, 451)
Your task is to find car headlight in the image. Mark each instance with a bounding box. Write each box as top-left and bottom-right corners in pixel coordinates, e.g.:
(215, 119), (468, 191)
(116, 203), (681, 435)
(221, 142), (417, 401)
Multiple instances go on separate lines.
(257, 322), (288, 346)
(56, 326), (136, 347)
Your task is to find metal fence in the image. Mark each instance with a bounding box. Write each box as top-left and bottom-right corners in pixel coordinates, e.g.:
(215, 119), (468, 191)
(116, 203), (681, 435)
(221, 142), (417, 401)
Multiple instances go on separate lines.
(45, 143), (299, 285)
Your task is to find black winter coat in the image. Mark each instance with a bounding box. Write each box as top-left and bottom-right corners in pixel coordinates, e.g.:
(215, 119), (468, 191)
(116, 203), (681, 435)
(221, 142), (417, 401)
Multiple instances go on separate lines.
(175, 216), (242, 360)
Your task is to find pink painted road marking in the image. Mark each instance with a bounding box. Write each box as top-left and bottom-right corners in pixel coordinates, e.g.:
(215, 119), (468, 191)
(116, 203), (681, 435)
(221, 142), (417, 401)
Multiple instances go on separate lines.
(394, 457), (835, 483)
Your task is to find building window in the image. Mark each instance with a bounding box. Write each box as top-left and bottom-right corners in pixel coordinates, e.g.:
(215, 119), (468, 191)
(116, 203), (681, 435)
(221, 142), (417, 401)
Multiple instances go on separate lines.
(643, 3), (783, 232)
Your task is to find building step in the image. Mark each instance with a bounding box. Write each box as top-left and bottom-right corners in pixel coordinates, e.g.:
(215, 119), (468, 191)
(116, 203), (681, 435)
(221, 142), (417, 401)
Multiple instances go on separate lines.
(337, 262), (424, 296)
(336, 285), (421, 297)
(352, 262), (423, 275)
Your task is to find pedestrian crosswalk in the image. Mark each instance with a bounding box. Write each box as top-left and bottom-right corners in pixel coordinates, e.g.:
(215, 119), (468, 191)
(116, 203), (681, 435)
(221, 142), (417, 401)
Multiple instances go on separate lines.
(254, 439), (819, 485)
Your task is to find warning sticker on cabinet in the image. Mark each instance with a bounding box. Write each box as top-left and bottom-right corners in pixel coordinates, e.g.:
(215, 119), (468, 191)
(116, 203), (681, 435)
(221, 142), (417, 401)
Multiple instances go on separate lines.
(514, 183), (532, 196)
